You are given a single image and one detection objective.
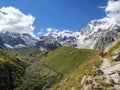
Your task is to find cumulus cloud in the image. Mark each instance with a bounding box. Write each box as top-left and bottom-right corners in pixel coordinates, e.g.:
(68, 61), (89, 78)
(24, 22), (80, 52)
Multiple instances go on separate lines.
(105, 0), (120, 18)
(0, 6), (35, 37)
(45, 28), (58, 35)
(45, 28), (57, 35)
(37, 28), (58, 36)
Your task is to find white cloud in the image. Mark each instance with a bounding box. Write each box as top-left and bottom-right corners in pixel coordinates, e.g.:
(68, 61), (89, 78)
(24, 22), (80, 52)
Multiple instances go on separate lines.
(105, 0), (120, 18)
(44, 28), (58, 36)
(99, 6), (106, 9)
(37, 28), (58, 36)
(0, 6), (35, 37)
(46, 28), (53, 32)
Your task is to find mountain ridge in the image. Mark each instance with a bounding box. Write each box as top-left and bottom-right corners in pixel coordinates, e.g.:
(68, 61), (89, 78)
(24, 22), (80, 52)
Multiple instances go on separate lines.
(36, 16), (120, 50)
(1, 11), (120, 51)
(0, 31), (39, 49)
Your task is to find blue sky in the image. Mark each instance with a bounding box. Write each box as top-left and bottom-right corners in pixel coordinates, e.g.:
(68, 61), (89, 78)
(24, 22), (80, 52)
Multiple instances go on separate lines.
(0, 0), (108, 35)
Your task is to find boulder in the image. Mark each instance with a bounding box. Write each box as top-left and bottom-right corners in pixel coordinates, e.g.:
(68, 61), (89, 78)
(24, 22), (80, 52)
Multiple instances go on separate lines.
(114, 85), (120, 90)
(109, 72), (120, 84)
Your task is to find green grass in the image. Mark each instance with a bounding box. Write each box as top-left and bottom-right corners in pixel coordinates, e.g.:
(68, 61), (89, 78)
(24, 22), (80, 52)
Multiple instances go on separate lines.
(0, 47), (98, 90)
(0, 46), (99, 90)
(50, 53), (101, 90)
(15, 50), (57, 90)
(0, 49), (26, 70)
(0, 49), (27, 89)
(42, 47), (97, 75)
(10, 48), (42, 60)
(15, 73), (50, 90)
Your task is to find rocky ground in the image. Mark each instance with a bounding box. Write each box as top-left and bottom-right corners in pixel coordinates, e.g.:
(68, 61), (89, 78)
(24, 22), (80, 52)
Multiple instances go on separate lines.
(81, 47), (120, 90)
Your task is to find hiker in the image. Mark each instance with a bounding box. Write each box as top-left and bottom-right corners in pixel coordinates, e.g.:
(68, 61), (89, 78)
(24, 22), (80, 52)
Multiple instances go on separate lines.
(99, 51), (104, 58)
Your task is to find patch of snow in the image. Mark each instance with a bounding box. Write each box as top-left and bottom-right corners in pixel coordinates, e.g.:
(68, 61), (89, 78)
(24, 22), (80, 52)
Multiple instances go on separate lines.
(13, 44), (25, 49)
(4, 43), (13, 49)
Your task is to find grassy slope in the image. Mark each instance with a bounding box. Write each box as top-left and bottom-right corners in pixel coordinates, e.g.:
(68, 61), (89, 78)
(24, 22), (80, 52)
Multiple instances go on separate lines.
(0, 46), (98, 90)
(10, 48), (42, 60)
(0, 49), (26, 69)
(16, 47), (97, 90)
(51, 41), (120, 90)
(0, 49), (50, 90)
(0, 49), (26, 89)
(50, 54), (101, 90)
(15, 50), (57, 90)
(42, 47), (97, 75)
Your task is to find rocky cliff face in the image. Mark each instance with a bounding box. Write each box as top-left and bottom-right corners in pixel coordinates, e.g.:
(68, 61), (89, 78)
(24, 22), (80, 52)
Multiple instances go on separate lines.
(76, 16), (120, 49)
(94, 30), (119, 50)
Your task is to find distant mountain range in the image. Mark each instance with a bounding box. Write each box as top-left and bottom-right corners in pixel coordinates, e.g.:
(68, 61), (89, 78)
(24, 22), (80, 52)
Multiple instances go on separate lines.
(0, 31), (38, 49)
(0, 15), (120, 51)
(36, 15), (120, 51)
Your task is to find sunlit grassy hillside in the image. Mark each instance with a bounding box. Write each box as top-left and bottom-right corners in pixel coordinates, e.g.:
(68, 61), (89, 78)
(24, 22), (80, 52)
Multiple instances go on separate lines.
(0, 49), (26, 90)
(42, 47), (97, 75)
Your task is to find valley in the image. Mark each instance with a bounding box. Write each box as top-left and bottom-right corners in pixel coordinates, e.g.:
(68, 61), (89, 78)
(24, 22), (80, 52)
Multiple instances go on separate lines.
(0, 0), (120, 89)
(5, 47), (96, 90)
(2, 39), (120, 90)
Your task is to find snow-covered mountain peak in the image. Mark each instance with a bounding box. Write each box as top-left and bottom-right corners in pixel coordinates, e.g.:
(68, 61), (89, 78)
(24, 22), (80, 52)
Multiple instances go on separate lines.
(47, 30), (77, 38)
(76, 13), (120, 49)
(39, 14), (120, 50)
